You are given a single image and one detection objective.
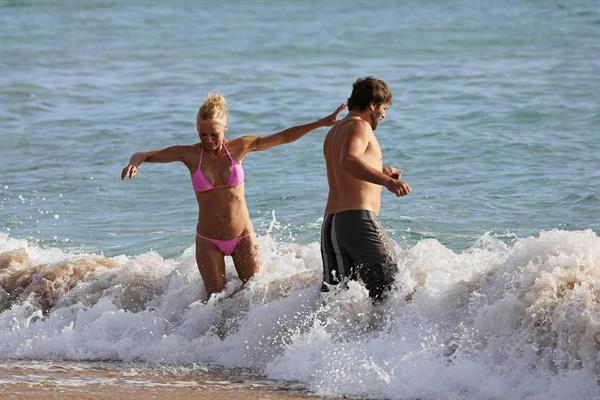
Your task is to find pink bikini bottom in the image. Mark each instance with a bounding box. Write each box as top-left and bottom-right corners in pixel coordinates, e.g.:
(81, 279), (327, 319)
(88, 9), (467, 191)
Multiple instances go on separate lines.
(196, 232), (253, 256)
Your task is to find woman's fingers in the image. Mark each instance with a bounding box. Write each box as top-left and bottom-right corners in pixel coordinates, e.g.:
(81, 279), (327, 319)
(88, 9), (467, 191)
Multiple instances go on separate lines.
(334, 103), (347, 118)
(121, 165), (137, 180)
(324, 103), (347, 125)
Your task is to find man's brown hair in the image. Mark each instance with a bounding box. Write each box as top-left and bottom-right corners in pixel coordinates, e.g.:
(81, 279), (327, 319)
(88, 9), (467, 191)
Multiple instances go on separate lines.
(347, 76), (392, 112)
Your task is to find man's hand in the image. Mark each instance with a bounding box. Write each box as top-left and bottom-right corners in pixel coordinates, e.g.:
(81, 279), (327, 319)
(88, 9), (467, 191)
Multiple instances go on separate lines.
(384, 177), (411, 197)
(383, 166), (401, 179)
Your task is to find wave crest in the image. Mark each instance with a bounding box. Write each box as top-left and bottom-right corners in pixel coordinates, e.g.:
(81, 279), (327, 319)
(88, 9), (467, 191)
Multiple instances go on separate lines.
(1, 229), (599, 399)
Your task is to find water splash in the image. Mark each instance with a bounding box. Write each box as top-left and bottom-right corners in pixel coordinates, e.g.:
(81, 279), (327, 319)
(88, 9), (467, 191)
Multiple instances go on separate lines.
(1, 230), (599, 399)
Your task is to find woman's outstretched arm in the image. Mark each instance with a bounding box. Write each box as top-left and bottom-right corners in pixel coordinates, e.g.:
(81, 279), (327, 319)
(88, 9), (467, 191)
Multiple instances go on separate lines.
(121, 145), (190, 180)
(237, 103), (346, 154)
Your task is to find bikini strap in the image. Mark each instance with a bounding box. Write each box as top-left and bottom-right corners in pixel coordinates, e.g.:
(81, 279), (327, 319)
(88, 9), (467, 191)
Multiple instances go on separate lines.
(198, 145), (204, 167)
(199, 141), (234, 166)
(222, 141), (236, 163)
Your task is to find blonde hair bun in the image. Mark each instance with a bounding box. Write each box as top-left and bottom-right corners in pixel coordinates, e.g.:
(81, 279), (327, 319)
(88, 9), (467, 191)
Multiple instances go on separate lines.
(197, 91), (228, 125)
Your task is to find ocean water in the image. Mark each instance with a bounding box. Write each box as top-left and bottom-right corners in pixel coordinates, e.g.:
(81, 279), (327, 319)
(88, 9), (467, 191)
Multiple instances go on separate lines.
(1, 1), (599, 399)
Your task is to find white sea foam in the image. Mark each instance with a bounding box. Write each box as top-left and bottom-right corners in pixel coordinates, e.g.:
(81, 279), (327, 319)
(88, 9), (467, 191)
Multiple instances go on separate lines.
(0, 230), (599, 399)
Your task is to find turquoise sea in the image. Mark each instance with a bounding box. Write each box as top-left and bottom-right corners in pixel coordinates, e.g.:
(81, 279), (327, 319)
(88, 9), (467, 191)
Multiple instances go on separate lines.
(1, 1), (599, 399)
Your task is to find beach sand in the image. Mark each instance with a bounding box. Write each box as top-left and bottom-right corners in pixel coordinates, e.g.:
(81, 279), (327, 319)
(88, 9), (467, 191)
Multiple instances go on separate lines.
(0, 360), (324, 400)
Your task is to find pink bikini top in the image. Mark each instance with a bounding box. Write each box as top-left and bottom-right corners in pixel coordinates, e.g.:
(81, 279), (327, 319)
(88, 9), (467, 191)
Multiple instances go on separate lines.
(192, 142), (244, 192)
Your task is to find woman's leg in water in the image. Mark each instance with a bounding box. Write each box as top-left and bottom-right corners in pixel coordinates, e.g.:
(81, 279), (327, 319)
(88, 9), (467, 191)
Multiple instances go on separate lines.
(195, 235), (227, 296)
(231, 234), (261, 284)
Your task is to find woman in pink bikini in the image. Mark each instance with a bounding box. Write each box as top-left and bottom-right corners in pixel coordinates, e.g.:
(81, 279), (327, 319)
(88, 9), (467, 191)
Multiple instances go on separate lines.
(121, 93), (345, 297)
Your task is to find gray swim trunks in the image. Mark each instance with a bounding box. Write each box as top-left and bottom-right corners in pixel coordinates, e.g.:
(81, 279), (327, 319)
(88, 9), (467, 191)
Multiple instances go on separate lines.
(320, 210), (398, 299)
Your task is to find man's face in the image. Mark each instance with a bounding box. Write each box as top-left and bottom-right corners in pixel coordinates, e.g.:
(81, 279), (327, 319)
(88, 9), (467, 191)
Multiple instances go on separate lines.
(370, 103), (389, 130)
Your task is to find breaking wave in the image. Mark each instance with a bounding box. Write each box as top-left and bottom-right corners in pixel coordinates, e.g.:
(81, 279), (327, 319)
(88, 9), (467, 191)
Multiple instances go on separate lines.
(1, 229), (599, 399)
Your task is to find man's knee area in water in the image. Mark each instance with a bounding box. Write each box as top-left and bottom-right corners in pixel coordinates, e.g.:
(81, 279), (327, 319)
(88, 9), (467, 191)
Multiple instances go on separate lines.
(354, 262), (397, 299)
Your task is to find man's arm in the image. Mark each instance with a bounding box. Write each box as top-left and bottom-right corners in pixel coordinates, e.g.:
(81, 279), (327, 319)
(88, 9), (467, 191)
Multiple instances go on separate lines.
(340, 122), (411, 196)
(383, 165), (401, 179)
(339, 122), (390, 185)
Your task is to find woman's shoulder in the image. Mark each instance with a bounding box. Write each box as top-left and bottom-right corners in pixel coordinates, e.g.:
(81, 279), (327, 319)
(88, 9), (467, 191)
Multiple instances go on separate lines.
(226, 136), (256, 160)
(228, 135), (257, 150)
(160, 143), (199, 151)
(171, 143), (201, 166)
(165, 143), (199, 155)
(171, 143), (201, 153)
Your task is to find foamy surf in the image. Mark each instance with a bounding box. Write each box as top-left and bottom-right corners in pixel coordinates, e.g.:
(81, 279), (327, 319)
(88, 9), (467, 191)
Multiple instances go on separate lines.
(1, 230), (599, 399)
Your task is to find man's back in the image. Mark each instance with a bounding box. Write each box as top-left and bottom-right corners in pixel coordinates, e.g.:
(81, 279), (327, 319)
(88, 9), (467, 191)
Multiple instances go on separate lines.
(323, 117), (383, 214)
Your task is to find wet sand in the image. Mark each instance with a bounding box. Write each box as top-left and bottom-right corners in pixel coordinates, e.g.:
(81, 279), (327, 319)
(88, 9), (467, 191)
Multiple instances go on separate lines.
(0, 360), (327, 400)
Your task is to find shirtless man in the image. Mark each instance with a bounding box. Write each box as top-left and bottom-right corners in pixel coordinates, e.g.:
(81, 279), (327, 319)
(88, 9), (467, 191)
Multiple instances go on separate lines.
(321, 77), (411, 299)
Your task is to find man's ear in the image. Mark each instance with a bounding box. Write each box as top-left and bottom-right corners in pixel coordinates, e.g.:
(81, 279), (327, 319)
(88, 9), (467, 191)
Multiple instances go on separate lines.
(368, 103), (376, 112)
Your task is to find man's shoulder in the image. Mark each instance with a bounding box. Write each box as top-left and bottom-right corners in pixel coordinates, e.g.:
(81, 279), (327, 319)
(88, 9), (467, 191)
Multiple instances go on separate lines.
(344, 120), (374, 144)
(335, 118), (372, 136)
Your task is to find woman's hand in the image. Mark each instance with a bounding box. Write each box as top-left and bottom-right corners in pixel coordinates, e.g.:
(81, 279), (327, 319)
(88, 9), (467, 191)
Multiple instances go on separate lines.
(320, 103), (347, 126)
(121, 152), (146, 180)
(121, 164), (138, 180)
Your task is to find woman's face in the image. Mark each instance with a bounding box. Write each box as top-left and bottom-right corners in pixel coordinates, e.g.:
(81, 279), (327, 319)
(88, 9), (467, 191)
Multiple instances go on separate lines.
(197, 120), (226, 150)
